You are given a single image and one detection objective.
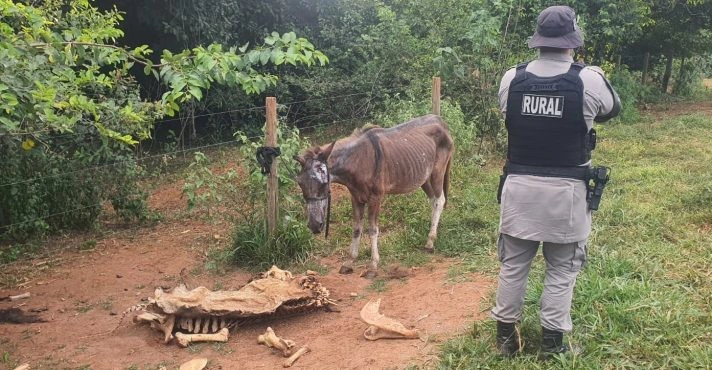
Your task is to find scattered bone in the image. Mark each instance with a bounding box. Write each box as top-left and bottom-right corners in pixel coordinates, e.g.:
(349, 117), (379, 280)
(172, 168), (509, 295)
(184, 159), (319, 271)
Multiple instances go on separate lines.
(195, 317), (202, 334)
(154, 314), (175, 343)
(283, 346), (310, 368)
(360, 299), (420, 340)
(262, 265), (293, 281)
(211, 316), (218, 333)
(133, 312), (166, 324)
(0, 292), (31, 302)
(12, 364), (30, 370)
(175, 327), (229, 347)
(179, 358), (208, 370)
(258, 327), (296, 357)
(133, 312), (174, 343)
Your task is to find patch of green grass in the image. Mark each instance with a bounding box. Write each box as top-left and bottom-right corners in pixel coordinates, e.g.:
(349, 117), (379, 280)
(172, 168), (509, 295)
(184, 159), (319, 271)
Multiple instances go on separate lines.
(367, 278), (388, 293)
(436, 112), (712, 368)
(0, 241), (44, 264)
(212, 342), (233, 354)
(77, 239), (97, 251)
(187, 343), (205, 353)
(74, 300), (93, 314)
(98, 297), (114, 311)
(229, 213), (314, 271)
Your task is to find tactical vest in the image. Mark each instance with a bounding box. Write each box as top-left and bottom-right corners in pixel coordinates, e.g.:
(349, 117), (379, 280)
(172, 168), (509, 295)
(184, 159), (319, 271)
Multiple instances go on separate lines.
(505, 62), (593, 167)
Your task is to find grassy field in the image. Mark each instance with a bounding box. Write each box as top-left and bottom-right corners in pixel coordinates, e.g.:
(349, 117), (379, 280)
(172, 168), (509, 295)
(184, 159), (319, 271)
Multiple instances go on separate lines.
(322, 109), (712, 369)
(430, 112), (711, 369)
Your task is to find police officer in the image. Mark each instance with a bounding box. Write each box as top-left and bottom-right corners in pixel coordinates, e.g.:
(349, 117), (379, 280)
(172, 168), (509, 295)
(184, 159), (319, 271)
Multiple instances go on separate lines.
(493, 5), (620, 358)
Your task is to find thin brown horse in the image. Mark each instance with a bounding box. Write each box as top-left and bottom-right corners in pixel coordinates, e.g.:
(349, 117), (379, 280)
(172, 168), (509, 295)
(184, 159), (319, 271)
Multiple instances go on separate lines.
(294, 114), (454, 278)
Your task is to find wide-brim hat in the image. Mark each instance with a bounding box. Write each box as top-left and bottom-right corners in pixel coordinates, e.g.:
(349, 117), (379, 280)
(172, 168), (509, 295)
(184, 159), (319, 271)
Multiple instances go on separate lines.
(528, 6), (583, 49)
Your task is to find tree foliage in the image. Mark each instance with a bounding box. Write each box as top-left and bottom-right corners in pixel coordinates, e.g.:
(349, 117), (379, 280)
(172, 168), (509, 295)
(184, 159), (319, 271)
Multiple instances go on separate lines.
(0, 0), (327, 240)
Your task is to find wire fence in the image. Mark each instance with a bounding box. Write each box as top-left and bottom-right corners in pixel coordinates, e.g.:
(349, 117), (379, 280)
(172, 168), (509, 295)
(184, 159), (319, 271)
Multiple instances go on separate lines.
(0, 89), (386, 188)
(0, 90), (381, 233)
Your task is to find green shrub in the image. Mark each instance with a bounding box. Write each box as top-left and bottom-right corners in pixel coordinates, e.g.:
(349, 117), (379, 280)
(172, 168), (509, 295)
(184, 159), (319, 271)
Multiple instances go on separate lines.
(609, 68), (647, 124)
(674, 56), (710, 97)
(229, 214), (314, 270)
(0, 138), (153, 242)
(220, 120), (316, 269)
(374, 96), (477, 149)
(182, 151), (238, 215)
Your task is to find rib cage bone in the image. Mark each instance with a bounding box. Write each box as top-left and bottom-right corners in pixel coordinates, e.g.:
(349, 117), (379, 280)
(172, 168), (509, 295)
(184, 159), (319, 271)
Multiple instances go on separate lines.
(131, 266), (335, 346)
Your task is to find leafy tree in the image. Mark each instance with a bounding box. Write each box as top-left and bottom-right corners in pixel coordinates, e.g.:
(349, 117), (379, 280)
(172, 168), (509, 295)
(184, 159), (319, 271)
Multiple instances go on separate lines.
(632, 0), (712, 92)
(0, 0), (327, 240)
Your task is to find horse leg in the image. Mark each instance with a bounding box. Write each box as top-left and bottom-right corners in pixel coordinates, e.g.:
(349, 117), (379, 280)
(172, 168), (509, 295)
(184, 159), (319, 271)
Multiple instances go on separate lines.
(363, 197), (383, 279)
(424, 192), (446, 252)
(423, 170), (447, 253)
(339, 195), (365, 275)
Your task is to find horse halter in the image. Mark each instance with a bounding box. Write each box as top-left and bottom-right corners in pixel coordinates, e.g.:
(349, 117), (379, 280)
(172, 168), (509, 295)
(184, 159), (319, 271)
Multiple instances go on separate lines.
(304, 160), (332, 238)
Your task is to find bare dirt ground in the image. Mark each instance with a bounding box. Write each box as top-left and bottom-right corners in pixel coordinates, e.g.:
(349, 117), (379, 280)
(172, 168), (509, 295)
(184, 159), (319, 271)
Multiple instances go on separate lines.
(639, 88), (712, 119)
(0, 174), (492, 369)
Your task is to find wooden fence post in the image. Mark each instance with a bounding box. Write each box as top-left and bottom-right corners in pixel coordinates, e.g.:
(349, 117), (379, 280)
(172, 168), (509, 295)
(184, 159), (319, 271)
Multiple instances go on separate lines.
(432, 77), (441, 116)
(641, 52), (650, 84)
(265, 97), (278, 239)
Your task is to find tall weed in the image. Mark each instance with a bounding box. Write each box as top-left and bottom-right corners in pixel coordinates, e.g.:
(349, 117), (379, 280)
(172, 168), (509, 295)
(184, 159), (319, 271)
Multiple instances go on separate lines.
(219, 121), (316, 268)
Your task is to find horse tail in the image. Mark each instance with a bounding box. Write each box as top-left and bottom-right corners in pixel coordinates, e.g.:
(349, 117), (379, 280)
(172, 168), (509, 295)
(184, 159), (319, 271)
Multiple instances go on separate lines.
(443, 154), (452, 208)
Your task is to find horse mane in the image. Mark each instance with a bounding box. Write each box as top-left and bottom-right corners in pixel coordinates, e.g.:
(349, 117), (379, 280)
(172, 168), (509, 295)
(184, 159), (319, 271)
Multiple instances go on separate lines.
(302, 122), (382, 161)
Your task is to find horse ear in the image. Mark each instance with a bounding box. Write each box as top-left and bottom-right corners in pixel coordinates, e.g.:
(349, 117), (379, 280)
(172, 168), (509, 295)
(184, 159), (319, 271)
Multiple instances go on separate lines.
(293, 154), (306, 167)
(318, 141), (337, 161)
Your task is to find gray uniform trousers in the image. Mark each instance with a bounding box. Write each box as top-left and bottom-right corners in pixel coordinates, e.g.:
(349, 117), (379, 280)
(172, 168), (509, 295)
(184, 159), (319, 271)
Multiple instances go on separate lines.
(491, 233), (587, 332)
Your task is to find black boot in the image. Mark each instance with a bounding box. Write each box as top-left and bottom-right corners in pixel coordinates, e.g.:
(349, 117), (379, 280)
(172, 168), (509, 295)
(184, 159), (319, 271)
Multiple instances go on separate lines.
(496, 321), (521, 357)
(539, 327), (568, 360)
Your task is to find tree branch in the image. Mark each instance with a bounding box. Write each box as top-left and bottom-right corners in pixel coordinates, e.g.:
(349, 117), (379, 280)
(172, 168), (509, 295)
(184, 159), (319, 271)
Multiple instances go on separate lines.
(30, 41), (168, 68)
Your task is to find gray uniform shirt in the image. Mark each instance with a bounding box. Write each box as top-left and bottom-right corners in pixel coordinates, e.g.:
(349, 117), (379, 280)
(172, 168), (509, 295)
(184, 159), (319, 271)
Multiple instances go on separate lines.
(498, 50), (616, 243)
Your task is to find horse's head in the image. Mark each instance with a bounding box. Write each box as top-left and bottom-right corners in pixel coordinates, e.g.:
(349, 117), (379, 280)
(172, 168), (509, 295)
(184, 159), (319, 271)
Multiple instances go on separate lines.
(294, 142), (336, 234)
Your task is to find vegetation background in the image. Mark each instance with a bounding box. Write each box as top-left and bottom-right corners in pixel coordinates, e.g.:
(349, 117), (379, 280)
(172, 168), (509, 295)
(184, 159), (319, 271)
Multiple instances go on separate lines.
(0, 0), (711, 368)
(1, 0), (710, 240)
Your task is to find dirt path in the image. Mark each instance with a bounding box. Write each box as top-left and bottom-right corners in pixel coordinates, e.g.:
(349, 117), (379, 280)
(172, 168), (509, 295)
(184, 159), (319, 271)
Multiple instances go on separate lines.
(640, 95), (712, 120)
(0, 181), (492, 369)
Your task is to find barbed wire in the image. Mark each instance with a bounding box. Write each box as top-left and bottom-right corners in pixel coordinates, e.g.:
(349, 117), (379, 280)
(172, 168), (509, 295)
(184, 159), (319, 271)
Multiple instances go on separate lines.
(0, 84), (403, 189)
(0, 100), (379, 189)
(0, 188), (144, 233)
(0, 90), (380, 141)
(0, 134), (259, 189)
(0, 76), (423, 232)
(0, 102), (374, 233)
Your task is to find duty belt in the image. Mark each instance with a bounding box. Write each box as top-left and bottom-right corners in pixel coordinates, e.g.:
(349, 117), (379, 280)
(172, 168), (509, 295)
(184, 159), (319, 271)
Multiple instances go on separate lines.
(503, 162), (589, 180)
(497, 161), (610, 211)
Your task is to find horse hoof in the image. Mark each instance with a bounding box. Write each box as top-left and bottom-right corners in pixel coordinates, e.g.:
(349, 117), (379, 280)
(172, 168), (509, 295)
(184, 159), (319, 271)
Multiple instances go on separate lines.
(339, 265), (354, 275)
(422, 246), (435, 254)
(361, 270), (378, 279)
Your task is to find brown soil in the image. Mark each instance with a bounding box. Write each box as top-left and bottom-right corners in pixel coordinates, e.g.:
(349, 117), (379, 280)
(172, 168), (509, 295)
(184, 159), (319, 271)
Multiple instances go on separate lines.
(0, 175), (492, 369)
(640, 96), (712, 120)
